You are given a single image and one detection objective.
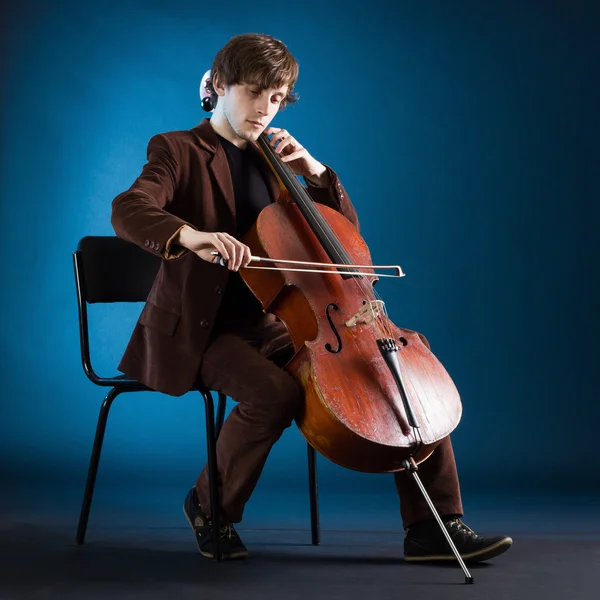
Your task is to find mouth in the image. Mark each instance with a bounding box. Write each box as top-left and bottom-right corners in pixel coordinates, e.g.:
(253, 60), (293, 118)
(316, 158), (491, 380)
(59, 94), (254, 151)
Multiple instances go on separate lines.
(248, 120), (264, 128)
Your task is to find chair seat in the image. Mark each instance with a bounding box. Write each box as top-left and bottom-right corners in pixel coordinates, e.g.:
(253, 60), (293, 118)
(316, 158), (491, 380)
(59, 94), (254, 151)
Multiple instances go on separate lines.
(92, 374), (151, 389)
(95, 373), (206, 394)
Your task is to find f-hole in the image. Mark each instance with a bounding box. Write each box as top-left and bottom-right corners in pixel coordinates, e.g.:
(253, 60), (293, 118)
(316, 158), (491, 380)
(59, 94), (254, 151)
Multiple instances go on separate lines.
(324, 303), (342, 353)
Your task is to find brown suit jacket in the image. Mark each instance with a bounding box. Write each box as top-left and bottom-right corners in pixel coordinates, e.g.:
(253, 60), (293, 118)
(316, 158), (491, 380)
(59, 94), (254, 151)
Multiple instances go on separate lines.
(111, 118), (360, 396)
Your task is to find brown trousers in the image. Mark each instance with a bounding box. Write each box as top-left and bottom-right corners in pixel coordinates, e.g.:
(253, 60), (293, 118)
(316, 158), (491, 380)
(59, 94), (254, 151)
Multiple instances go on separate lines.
(195, 313), (463, 528)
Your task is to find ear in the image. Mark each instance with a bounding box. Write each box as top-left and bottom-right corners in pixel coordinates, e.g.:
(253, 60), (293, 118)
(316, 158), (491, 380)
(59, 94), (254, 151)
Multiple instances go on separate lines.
(212, 72), (226, 97)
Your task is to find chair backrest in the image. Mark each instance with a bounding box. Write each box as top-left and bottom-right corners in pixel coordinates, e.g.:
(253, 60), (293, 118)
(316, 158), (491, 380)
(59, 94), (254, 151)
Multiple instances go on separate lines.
(75, 236), (161, 304)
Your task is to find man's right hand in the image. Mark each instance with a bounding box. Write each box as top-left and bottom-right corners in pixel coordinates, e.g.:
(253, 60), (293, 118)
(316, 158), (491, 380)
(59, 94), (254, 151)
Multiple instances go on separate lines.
(175, 225), (252, 271)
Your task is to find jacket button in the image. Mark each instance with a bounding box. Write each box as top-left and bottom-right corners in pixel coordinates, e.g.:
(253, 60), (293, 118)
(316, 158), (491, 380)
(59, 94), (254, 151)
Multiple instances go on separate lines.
(144, 240), (150, 247)
(200, 319), (209, 328)
(215, 285), (222, 294)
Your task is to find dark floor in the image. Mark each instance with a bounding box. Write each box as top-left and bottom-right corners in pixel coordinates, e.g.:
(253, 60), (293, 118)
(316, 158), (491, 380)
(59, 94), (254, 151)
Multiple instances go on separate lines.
(1, 489), (598, 600)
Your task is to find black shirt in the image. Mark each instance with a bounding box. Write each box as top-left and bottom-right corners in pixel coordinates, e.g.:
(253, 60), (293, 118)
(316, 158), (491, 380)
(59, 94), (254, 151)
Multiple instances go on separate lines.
(215, 134), (273, 323)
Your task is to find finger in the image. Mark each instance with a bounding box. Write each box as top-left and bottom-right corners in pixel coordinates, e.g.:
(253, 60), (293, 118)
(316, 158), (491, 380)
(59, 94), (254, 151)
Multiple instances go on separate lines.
(222, 233), (245, 271)
(264, 127), (280, 137)
(276, 136), (297, 154)
(241, 244), (252, 268)
(280, 148), (306, 162)
(222, 234), (246, 271)
(270, 129), (288, 147)
(211, 239), (229, 263)
(232, 240), (246, 271)
(226, 241), (238, 270)
(216, 233), (237, 270)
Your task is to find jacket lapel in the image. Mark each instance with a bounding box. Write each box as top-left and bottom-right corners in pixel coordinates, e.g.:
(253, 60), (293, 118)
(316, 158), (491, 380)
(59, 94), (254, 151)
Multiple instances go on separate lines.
(208, 146), (236, 219)
(190, 119), (236, 220)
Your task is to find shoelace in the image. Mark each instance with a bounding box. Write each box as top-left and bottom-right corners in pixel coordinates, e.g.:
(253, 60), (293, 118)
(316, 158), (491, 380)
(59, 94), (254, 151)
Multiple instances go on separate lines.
(219, 524), (235, 539)
(447, 518), (477, 537)
(204, 517), (236, 539)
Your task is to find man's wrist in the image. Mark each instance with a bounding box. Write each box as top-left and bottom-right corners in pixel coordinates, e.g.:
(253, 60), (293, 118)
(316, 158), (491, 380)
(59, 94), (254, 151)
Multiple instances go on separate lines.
(305, 163), (332, 187)
(174, 224), (195, 249)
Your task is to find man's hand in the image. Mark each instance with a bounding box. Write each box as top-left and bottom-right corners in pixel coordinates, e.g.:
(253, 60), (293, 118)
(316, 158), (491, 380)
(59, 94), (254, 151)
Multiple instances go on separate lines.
(175, 226), (251, 271)
(264, 127), (332, 187)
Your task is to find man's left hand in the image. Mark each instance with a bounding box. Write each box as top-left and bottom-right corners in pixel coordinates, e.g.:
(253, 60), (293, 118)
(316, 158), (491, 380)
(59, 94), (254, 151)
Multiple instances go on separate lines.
(264, 127), (331, 186)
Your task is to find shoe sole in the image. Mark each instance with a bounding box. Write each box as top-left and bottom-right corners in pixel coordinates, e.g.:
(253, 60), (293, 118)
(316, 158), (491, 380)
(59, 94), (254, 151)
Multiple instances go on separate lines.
(182, 504), (248, 560)
(404, 537), (513, 562)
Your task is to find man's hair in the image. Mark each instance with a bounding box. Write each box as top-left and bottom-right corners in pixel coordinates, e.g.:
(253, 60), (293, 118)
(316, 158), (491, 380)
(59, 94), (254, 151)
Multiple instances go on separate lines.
(207, 33), (299, 109)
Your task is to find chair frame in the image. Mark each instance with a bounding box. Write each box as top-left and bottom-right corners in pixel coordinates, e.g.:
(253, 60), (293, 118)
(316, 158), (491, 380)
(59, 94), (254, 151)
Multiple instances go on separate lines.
(73, 237), (320, 561)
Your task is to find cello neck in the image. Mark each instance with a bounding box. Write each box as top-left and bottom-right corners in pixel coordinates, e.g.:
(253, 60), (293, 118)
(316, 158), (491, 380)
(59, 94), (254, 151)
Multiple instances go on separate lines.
(257, 134), (356, 274)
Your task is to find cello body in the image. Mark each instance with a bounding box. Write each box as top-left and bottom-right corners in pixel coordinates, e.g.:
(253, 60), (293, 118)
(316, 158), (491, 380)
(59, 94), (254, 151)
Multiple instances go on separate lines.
(241, 201), (462, 473)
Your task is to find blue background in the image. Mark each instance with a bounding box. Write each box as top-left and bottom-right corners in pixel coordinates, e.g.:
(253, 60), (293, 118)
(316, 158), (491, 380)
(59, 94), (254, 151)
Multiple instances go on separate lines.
(1, 0), (598, 529)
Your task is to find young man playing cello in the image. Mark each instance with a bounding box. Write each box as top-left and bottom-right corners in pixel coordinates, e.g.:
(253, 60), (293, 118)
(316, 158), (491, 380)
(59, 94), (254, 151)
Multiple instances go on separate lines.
(111, 33), (512, 563)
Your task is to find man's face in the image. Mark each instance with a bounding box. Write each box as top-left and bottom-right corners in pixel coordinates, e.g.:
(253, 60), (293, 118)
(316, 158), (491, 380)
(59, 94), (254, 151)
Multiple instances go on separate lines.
(219, 81), (288, 143)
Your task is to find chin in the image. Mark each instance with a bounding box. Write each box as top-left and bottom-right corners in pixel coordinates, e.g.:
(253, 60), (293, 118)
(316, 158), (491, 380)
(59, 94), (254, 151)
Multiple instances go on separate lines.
(233, 126), (254, 142)
(241, 129), (261, 142)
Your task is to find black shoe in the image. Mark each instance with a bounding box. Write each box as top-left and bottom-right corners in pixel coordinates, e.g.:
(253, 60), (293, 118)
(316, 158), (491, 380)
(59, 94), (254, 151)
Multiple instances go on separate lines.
(182, 488), (248, 560)
(404, 517), (512, 562)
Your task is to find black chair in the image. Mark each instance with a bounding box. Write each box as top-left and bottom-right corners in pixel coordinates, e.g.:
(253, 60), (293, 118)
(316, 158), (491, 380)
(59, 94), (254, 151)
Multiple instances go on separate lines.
(73, 235), (320, 560)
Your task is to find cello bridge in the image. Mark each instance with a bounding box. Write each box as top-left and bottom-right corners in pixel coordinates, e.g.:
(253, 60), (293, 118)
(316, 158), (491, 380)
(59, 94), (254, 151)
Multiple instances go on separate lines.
(345, 300), (385, 328)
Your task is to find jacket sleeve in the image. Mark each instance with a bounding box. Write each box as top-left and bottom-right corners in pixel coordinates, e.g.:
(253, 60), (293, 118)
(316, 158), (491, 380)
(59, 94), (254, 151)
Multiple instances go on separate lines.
(303, 165), (360, 232)
(111, 133), (197, 260)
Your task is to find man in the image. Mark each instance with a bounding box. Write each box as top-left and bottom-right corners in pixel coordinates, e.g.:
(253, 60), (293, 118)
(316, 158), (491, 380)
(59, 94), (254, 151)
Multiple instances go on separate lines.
(111, 33), (512, 562)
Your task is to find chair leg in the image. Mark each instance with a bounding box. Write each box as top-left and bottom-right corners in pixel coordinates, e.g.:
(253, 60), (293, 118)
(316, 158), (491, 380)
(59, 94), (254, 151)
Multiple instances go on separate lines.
(200, 388), (222, 561)
(307, 443), (320, 545)
(215, 392), (227, 440)
(76, 387), (121, 545)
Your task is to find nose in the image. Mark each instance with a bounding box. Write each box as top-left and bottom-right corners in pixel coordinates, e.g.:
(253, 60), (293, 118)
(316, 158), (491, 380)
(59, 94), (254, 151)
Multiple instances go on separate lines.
(256, 95), (270, 116)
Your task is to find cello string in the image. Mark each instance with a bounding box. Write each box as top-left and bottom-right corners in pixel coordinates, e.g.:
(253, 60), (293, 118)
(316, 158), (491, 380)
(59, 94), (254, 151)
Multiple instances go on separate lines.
(372, 286), (395, 339)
